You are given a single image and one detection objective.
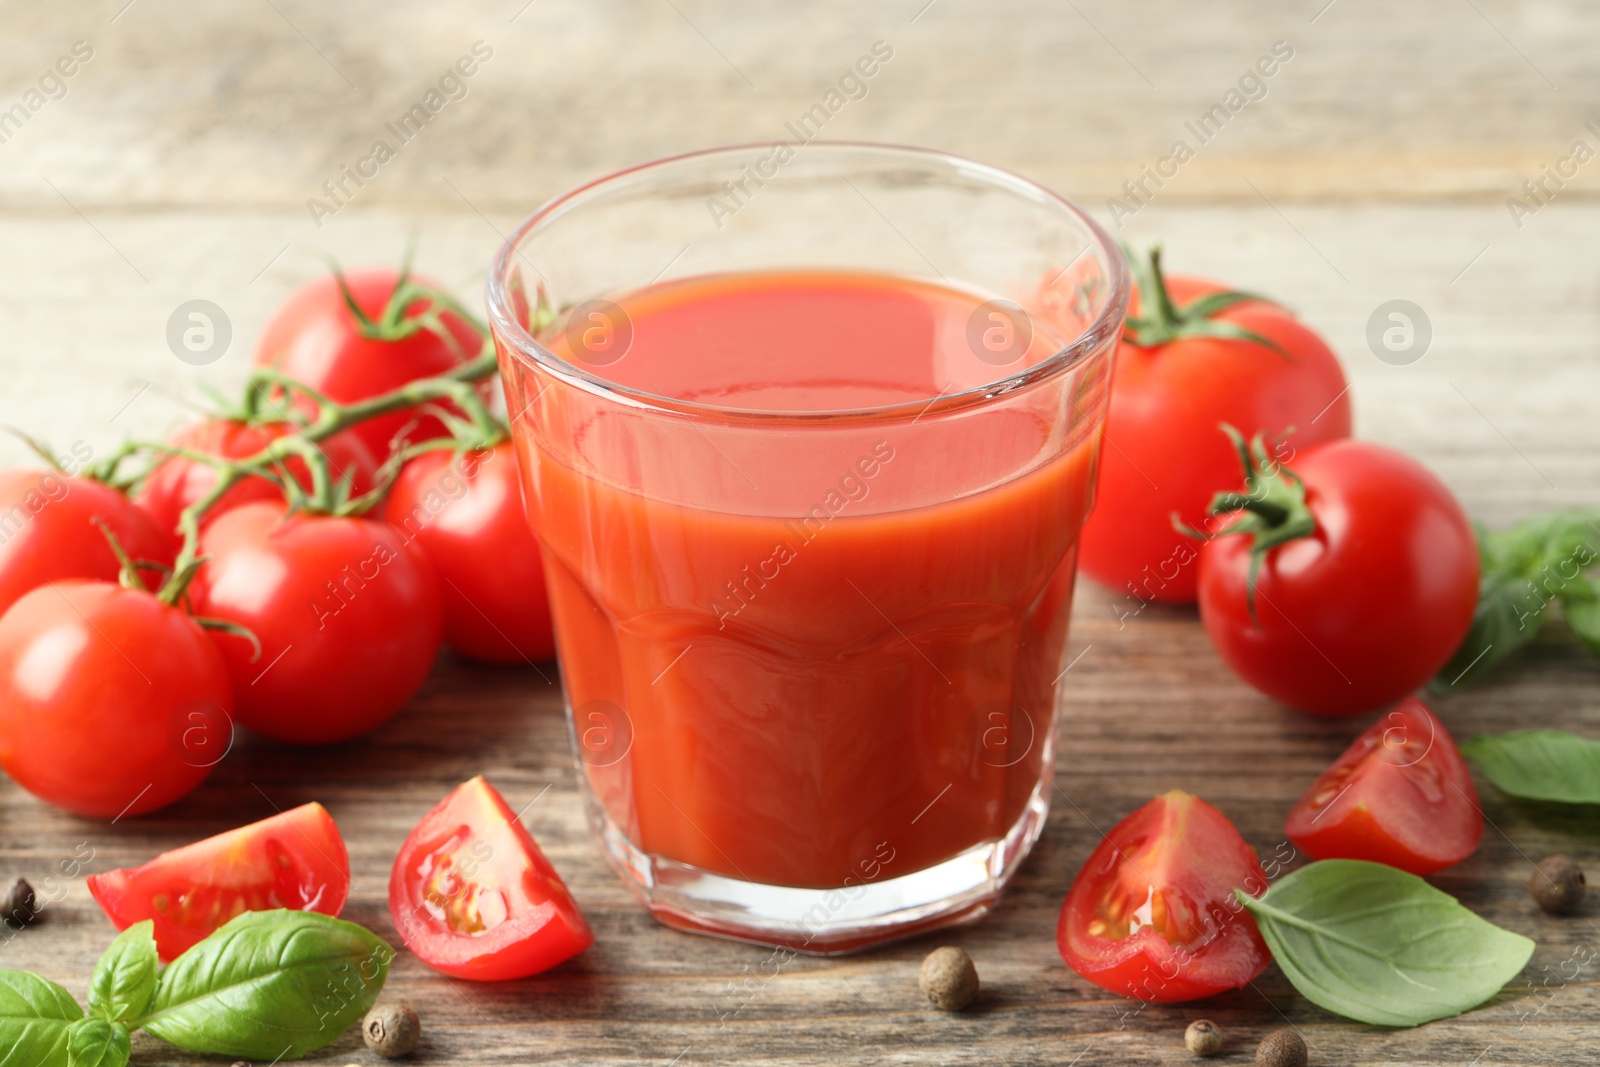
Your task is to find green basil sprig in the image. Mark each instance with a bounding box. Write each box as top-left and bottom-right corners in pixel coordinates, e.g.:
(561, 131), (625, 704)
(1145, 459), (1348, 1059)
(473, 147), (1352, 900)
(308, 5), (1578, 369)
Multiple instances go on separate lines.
(1436, 509), (1600, 690)
(1238, 860), (1534, 1027)
(0, 910), (391, 1067)
(1462, 730), (1600, 804)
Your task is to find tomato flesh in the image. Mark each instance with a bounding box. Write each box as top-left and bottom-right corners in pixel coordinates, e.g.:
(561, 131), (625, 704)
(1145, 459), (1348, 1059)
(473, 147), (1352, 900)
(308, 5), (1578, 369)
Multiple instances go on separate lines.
(1057, 791), (1270, 1002)
(1285, 697), (1482, 875)
(87, 802), (350, 960)
(390, 776), (592, 981)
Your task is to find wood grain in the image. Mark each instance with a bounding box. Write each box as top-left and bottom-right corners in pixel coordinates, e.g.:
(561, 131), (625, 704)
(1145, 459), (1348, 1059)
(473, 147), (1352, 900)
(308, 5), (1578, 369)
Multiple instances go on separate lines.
(1, 1), (1598, 1065)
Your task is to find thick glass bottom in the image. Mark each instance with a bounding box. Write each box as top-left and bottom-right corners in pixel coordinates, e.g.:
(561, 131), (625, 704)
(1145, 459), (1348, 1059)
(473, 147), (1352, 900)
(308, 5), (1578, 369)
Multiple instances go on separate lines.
(577, 763), (1053, 955)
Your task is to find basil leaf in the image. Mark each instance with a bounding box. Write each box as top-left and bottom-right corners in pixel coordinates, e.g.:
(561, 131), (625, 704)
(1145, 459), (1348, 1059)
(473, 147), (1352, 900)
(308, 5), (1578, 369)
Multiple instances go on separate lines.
(88, 921), (157, 1025)
(142, 910), (392, 1060)
(1239, 859), (1534, 1027)
(1564, 589), (1600, 657)
(1462, 730), (1600, 804)
(0, 970), (84, 1067)
(67, 1018), (130, 1067)
(1436, 511), (1600, 690)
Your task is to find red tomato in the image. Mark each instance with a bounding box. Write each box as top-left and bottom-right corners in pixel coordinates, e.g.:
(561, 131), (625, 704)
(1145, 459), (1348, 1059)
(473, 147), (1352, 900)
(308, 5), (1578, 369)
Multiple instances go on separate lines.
(187, 501), (443, 745)
(1285, 698), (1482, 875)
(382, 443), (554, 663)
(0, 580), (229, 818)
(255, 269), (484, 458)
(1057, 791), (1271, 1002)
(1079, 254), (1351, 605)
(1196, 438), (1479, 716)
(136, 418), (378, 535)
(389, 776), (592, 981)
(0, 469), (174, 618)
(87, 802), (350, 960)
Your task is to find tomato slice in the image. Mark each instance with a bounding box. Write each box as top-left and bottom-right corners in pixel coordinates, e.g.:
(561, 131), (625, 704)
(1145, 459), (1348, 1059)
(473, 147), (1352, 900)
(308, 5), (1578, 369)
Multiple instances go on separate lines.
(1285, 697), (1482, 875)
(389, 777), (593, 981)
(87, 803), (350, 960)
(1057, 791), (1271, 1002)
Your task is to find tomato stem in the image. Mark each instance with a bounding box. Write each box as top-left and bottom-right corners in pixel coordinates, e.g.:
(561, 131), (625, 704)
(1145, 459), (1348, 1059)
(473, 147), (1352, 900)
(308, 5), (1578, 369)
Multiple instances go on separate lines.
(1178, 424), (1319, 620)
(1121, 244), (1290, 357)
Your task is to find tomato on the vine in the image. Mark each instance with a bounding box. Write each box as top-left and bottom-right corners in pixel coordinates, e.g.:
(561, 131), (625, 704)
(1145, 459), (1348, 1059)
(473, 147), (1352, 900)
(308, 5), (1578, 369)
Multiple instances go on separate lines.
(255, 269), (485, 459)
(1078, 248), (1351, 605)
(88, 802), (351, 959)
(135, 418), (378, 535)
(1057, 791), (1271, 1002)
(1285, 698), (1482, 874)
(0, 468), (173, 618)
(389, 776), (592, 981)
(383, 442), (554, 663)
(1195, 434), (1479, 716)
(187, 501), (443, 745)
(0, 579), (230, 818)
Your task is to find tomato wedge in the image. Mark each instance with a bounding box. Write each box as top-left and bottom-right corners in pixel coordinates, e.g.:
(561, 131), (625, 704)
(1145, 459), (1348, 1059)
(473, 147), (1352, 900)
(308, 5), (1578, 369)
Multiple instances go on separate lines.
(389, 777), (592, 981)
(87, 803), (350, 960)
(1285, 697), (1482, 875)
(1057, 791), (1271, 1002)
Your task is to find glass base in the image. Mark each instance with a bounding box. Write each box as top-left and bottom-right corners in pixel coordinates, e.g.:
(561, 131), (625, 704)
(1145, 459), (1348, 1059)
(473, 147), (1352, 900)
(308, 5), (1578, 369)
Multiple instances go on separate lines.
(580, 778), (1052, 955)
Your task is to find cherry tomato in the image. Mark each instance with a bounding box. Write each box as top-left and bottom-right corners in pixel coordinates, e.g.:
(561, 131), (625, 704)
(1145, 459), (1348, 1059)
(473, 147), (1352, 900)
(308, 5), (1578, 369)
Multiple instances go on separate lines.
(255, 269), (484, 458)
(1079, 251), (1351, 605)
(1057, 791), (1271, 1002)
(135, 418), (378, 536)
(187, 501), (443, 745)
(87, 802), (350, 960)
(0, 580), (229, 818)
(0, 469), (173, 618)
(1285, 698), (1481, 875)
(1196, 437), (1479, 716)
(389, 776), (592, 981)
(382, 443), (554, 663)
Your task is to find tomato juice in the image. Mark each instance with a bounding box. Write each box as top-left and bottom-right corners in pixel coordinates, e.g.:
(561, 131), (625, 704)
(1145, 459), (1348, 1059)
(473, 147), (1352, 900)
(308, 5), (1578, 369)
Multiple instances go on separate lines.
(501, 270), (1105, 891)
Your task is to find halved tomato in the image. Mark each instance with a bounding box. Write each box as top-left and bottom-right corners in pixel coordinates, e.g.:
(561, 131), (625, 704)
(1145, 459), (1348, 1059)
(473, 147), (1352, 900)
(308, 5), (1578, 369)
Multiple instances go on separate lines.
(87, 802), (350, 960)
(1057, 791), (1271, 1002)
(389, 776), (592, 981)
(1285, 697), (1482, 875)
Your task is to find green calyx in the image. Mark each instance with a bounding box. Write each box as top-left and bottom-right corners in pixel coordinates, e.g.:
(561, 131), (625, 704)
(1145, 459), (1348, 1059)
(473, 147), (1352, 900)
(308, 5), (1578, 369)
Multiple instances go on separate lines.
(1176, 424), (1318, 616)
(1121, 244), (1287, 355)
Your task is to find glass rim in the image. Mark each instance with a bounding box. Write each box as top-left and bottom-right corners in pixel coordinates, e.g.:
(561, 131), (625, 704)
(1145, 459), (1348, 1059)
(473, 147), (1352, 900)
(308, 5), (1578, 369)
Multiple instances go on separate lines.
(485, 141), (1130, 425)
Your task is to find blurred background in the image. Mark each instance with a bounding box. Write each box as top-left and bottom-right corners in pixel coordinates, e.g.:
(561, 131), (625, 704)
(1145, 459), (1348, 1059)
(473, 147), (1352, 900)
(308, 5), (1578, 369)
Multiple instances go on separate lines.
(0, 0), (1595, 522)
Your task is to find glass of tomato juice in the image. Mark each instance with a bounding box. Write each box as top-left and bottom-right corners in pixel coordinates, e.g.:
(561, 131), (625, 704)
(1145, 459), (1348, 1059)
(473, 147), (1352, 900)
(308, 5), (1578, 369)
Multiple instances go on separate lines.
(487, 144), (1128, 952)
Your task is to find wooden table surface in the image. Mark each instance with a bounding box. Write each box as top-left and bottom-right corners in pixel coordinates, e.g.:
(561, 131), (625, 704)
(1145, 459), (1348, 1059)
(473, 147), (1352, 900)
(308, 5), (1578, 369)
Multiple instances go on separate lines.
(3, 1), (1600, 1064)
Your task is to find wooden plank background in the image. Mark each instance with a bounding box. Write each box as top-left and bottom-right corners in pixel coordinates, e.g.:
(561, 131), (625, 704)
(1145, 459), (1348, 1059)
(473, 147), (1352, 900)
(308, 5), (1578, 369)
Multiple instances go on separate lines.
(2, 1), (1598, 1064)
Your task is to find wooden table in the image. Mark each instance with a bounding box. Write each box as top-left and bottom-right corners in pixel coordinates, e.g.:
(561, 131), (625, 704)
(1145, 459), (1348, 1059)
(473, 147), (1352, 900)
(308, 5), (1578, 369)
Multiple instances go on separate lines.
(2, 1), (1599, 1063)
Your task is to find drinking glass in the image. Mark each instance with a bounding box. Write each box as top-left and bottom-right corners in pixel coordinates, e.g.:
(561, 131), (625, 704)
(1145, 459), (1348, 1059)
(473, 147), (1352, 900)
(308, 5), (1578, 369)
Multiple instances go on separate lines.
(487, 143), (1128, 952)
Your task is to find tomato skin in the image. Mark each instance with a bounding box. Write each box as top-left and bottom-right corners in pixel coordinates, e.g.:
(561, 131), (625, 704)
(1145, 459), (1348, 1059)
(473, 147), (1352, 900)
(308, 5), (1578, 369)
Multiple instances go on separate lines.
(187, 501), (443, 745)
(0, 580), (229, 818)
(1197, 440), (1479, 716)
(1079, 276), (1352, 605)
(255, 270), (484, 458)
(1285, 698), (1482, 875)
(382, 443), (555, 663)
(389, 776), (592, 981)
(1057, 791), (1271, 1002)
(87, 802), (350, 960)
(0, 470), (174, 618)
(135, 419), (378, 535)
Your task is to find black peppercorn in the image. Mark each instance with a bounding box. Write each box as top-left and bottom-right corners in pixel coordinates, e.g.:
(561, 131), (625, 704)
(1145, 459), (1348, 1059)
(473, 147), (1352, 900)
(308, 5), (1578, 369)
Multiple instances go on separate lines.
(1256, 1028), (1308, 1067)
(2, 878), (35, 928)
(1185, 1018), (1223, 1056)
(363, 1002), (420, 1057)
(918, 946), (979, 1011)
(1530, 854), (1586, 915)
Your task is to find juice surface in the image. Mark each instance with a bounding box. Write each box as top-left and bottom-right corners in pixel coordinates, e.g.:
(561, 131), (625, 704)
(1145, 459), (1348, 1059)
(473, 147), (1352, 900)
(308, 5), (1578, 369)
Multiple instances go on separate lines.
(508, 271), (1101, 889)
